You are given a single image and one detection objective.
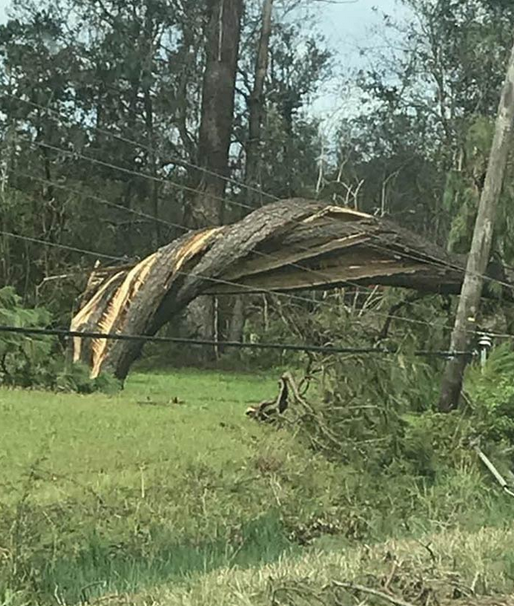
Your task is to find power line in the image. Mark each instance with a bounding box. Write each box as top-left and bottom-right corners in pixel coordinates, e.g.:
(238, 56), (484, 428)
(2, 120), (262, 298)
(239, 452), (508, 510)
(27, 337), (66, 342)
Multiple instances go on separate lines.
(1, 226), (502, 341)
(6, 93), (279, 203)
(8, 99), (514, 336)
(9, 170), (185, 231)
(8, 162), (459, 295)
(30, 139), (247, 212)
(367, 240), (514, 293)
(0, 228), (374, 312)
(11, 95), (514, 298)
(0, 231), (429, 340)
(3, 162), (502, 332)
(24, 135), (514, 304)
(0, 325), (474, 358)
(10, 136), (458, 311)
(12, 129), (457, 301)
(10, 145), (381, 298)
(0, 226), (456, 334)
(0, 231), (124, 262)
(27, 143), (361, 299)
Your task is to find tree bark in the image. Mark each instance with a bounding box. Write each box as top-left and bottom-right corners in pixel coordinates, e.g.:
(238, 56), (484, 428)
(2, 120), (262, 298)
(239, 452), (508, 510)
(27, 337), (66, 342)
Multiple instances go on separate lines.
(229, 0), (274, 344)
(245, 0), (273, 208)
(187, 0), (243, 360)
(142, 0), (161, 247)
(71, 199), (514, 382)
(438, 40), (514, 412)
(191, 0), (244, 226)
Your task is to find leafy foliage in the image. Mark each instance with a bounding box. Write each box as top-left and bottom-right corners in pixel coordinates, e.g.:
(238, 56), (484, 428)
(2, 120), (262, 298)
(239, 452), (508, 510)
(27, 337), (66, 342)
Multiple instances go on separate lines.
(465, 344), (514, 443)
(0, 286), (53, 387)
(0, 286), (120, 392)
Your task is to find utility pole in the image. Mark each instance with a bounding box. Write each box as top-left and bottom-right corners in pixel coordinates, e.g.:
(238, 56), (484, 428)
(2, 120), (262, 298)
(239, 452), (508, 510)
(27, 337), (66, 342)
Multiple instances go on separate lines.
(439, 39), (514, 412)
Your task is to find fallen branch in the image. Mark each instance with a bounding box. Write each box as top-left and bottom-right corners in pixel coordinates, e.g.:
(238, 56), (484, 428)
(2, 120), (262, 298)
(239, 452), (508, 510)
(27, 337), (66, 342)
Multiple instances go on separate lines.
(473, 442), (514, 498)
(70, 198), (514, 380)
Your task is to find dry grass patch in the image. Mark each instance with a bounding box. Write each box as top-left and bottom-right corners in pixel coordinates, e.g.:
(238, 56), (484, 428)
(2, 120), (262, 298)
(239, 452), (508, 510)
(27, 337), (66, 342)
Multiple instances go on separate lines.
(119, 526), (514, 606)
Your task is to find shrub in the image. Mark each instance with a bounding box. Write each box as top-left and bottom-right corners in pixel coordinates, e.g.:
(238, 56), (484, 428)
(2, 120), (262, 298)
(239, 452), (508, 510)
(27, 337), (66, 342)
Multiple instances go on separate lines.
(0, 287), (120, 393)
(465, 343), (514, 444)
(0, 286), (54, 387)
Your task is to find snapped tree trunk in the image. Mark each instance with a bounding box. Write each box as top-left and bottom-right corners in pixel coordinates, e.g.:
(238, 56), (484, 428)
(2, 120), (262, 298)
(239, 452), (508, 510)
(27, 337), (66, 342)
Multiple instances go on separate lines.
(70, 199), (514, 382)
(229, 0), (274, 343)
(438, 40), (514, 412)
(187, 0), (243, 359)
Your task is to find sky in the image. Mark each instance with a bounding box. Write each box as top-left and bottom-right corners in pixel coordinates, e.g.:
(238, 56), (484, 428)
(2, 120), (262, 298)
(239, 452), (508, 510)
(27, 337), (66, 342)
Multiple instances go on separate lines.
(0, 0), (406, 62)
(0, 0), (402, 29)
(307, 0), (408, 136)
(317, 0), (401, 63)
(0, 0), (7, 22)
(0, 0), (409, 131)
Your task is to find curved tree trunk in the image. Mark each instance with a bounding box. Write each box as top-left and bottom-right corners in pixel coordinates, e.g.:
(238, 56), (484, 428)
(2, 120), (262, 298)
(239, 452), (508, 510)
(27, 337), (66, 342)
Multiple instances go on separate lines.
(70, 198), (514, 381)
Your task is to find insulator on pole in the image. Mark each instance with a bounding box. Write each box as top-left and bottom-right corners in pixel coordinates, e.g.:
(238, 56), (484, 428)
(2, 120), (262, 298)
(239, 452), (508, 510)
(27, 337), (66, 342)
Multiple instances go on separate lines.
(477, 333), (493, 368)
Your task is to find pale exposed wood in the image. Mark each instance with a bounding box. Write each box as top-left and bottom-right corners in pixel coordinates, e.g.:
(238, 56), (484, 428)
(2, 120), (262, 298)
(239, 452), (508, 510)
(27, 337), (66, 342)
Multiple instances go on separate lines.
(222, 233), (372, 282)
(70, 198), (514, 381)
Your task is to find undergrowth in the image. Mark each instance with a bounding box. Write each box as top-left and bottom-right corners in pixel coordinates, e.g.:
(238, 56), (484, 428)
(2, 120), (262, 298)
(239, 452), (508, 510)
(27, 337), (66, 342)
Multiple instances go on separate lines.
(0, 287), (120, 393)
(2, 361), (514, 605)
(2, 283), (514, 605)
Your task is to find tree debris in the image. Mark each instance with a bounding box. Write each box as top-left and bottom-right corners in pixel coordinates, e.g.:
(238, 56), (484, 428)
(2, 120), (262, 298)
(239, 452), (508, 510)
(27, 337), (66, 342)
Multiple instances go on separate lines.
(70, 199), (514, 380)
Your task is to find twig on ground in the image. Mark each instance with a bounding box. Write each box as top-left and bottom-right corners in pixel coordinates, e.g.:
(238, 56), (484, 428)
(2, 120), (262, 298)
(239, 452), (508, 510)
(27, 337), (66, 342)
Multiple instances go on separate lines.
(330, 581), (417, 606)
(473, 442), (514, 498)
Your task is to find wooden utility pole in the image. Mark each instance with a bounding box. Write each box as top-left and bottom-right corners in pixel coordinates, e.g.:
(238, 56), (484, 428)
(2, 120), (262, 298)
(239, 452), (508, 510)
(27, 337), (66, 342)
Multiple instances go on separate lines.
(439, 40), (514, 412)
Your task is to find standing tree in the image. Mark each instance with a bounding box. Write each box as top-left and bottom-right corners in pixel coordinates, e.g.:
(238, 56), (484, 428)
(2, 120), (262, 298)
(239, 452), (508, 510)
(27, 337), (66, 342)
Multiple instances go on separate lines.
(229, 0), (274, 342)
(245, 0), (274, 208)
(439, 39), (514, 412)
(187, 0), (244, 352)
(190, 0), (244, 227)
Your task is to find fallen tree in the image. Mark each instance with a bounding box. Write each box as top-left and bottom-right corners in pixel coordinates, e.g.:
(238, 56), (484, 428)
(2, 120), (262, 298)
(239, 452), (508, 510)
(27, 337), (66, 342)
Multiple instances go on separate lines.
(70, 199), (514, 379)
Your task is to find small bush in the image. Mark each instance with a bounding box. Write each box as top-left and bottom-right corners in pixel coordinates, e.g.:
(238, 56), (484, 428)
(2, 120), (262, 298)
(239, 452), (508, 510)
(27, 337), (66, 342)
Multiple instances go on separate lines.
(465, 343), (514, 444)
(0, 286), (54, 388)
(0, 287), (120, 394)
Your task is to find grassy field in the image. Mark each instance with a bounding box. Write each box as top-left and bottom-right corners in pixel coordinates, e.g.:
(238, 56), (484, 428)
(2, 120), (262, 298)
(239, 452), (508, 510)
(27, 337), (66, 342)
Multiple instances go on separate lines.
(1, 369), (514, 606)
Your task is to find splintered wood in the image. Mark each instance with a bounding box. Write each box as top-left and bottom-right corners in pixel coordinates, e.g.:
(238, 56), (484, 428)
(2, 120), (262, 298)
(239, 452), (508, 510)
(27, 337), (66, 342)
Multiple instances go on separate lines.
(70, 198), (514, 380)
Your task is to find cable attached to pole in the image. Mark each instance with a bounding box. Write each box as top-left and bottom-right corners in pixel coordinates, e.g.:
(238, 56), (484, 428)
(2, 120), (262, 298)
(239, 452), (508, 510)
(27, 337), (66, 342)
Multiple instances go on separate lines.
(0, 325), (474, 358)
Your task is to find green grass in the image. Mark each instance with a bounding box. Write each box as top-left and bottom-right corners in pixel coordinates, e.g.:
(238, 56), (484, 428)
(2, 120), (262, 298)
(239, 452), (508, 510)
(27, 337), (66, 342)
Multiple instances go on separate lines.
(0, 370), (343, 604)
(1, 369), (514, 605)
(0, 369), (280, 503)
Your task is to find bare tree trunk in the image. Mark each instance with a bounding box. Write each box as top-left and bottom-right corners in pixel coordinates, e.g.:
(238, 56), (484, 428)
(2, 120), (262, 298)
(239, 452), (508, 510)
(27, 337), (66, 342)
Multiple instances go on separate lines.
(191, 0), (243, 226)
(142, 0), (161, 248)
(245, 0), (273, 208)
(438, 40), (514, 412)
(187, 0), (243, 359)
(229, 0), (274, 344)
(228, 295), (246, 341)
